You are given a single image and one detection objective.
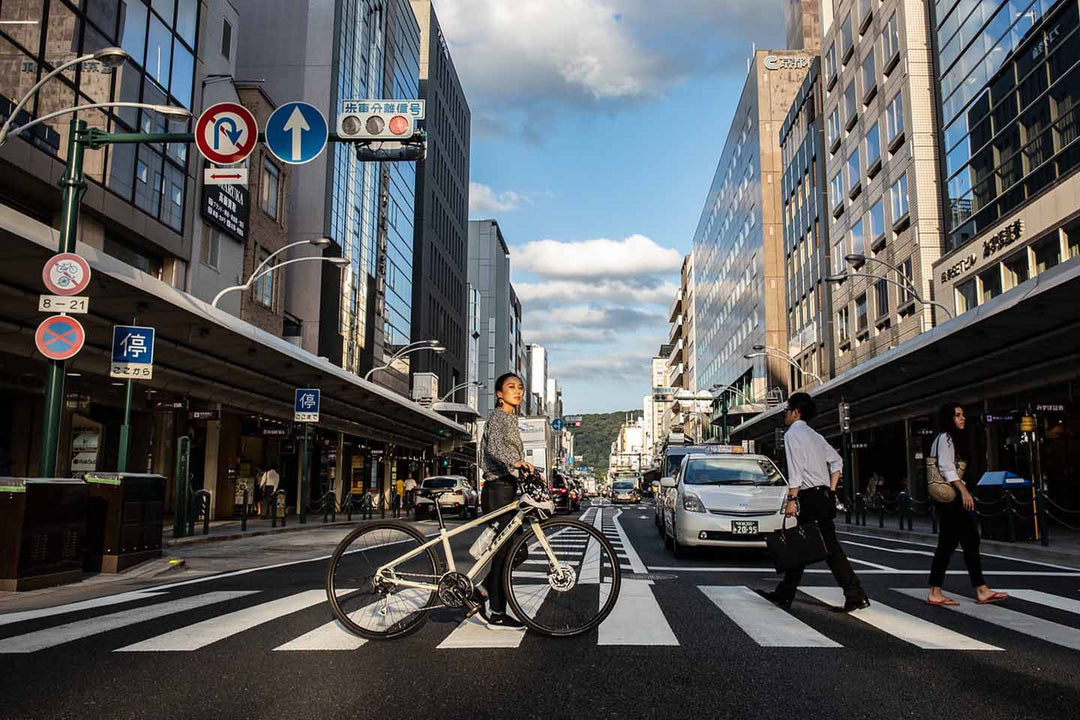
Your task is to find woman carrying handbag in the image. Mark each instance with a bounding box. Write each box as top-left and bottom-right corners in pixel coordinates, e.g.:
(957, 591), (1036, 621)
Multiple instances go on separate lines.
(926, 402), (1009, 606)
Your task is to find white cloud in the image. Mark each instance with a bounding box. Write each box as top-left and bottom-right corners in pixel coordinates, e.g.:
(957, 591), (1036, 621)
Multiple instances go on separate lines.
(469, 182), (534, 216)
(552, 349), (655, 382)
(512, 234), (682, 279)
(513, 278), (678, 309)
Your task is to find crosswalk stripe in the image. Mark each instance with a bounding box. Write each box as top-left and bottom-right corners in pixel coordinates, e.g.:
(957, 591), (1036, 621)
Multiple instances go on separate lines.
(116, 590), (328, 652)
(438, 587), (549, 649)
(699, 586), (840, 648)
(999, 589), (1080, 615)
(894, 589), (1080, 651)
(0, 591), (168, 627)
(0, 591), (256, 654)
(598, 579), (678, 646)
(274, 619), (367, 651)
(800, 587), (1000, 650)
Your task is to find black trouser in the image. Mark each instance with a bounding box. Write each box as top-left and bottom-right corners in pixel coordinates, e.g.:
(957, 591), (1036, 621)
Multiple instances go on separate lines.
(930, 495), (985, 587)
(775, 487), (866, 604)
(480, 478), (519, 613)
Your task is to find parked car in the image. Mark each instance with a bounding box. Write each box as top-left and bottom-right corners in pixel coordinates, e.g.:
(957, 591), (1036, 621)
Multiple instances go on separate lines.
(550, 471), (572, 513)
(655, 444), (711, 533)
(661, 449), (787, 558)
(415, 475), (479, 519)
(611, 480), (640, 504)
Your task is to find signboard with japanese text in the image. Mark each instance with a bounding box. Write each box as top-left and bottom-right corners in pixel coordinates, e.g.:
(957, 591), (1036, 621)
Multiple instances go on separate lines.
(294, 388), (321, 422)
(201, 179), (249, 241)
(110, 325), (155, 380)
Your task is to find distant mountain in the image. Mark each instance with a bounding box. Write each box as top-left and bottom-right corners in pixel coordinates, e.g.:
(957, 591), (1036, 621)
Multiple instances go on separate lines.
(571, 410), (643, 477)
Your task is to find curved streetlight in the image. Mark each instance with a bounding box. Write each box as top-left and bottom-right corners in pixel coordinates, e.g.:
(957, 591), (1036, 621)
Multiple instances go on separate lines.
(0, 47), (129, 146)
(212, 245), (348, 308)
(708, 383), (765, 409)
(826, 271), (953, 319)
(440, 381), (484, 402)
(1, 102), (192, 147)
(743, 350), (824, 385)
(364, 340), (445, 382)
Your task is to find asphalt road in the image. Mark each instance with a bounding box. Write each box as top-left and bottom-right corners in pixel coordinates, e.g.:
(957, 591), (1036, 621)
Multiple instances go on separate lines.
(2, 500), (1079, 720)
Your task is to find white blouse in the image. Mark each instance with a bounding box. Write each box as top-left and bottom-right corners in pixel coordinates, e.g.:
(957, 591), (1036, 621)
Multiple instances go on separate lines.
(932, 433), (961, 484)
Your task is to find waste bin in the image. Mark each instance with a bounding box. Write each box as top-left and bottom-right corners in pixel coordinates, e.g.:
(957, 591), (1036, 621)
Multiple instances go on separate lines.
(976, 471), (1036, 542)
(83, 473), (166, 573)
(0, 477), (88, 591)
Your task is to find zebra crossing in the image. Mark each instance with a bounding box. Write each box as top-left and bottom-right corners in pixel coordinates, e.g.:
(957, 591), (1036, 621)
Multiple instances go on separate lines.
(2, 584), (1079, 655)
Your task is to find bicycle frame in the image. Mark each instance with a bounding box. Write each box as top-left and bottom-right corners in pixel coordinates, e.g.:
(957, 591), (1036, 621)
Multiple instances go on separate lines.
(375, 500), (564, 592)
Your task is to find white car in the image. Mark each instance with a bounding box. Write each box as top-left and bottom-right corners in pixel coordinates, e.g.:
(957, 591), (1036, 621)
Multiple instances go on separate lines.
(661, 451), (788, 557)
(416, 475), (479, 518)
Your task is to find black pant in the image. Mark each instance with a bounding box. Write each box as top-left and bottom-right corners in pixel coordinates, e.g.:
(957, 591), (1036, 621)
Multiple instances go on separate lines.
(930, 496), (985, 587)
(775, 487), (866, 604)
(480, 479), (518, 613)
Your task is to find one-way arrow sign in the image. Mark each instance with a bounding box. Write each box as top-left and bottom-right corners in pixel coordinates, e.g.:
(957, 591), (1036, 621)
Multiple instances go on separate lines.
(283, 106), (310, 162)
(265, 102), (328, 165)
(204, 168), (249, 186)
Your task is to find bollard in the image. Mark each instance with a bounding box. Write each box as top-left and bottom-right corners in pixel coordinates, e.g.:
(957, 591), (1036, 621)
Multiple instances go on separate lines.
(1036, 492), (1050, 547)
(272, 489), (287, 528)
(345, 493), (353, 521)
(879, 500), (886, 528)
(380, 495), (386, 519)
(191, 490), (211, 535)
(1005, 492), (1016, 543)
(241, 488), (248, 532)
(898, 492), (908, 531)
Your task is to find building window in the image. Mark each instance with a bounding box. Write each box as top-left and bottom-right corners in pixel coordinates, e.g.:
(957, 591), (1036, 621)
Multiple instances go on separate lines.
(222, 19), (232, 59)
(886, 93), (904, 147)
(844, 81), (858, 128)
(254, 248), (274, 307)
(899, 257), (914, 303)
(838, 306), (851, 344)
(979, 267), (1002, 303)
(260, 159), (280, 220)
(847, 147), (861, 196)
(875, 278), (889, 318)
(862, 48), (877, 101)
(955, 278), (978, 314)
(890, 174), (909, 225)
(865, 122), (881, 172)
(833, 236), (846, 274)
(868, 199), (885, 245)
(825, 43), (838, 86)
(855, 293), (868, 333)
(827, 107), (841, 150)
(841, 14), (854, 63)
(858, 0), (873, 31)
(1003, 250), (1030, 290)
(830, 170), (845, 213)
(850, 219), (865, 256)
(1034, 234), (1062, 274)
(1067, 219), (1080, 260)
(200, 224), (220, 269)
(882, 13), (900, 67)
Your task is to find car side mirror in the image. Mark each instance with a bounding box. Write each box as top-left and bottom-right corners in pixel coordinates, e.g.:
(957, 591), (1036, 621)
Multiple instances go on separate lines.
(660, 477), (677, 488)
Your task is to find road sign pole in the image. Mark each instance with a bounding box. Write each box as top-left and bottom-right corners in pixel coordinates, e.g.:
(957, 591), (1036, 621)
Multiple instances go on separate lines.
(299, 423), (310, 525)
(39, 118), (87, 477)
(721, 394), (730, 444)
(116, 314), (138, 474)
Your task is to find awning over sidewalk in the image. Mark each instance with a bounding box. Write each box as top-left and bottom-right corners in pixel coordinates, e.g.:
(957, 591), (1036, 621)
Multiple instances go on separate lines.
(0, 205), (468, 451)
(732, 259), (1080, 442)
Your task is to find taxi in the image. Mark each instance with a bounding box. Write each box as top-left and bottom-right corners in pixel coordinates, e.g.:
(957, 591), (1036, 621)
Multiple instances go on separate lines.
(660, 446), (788, 557)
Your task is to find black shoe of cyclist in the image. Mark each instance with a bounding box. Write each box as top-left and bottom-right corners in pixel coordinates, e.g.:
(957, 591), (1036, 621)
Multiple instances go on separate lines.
(486, 611), (525, 629)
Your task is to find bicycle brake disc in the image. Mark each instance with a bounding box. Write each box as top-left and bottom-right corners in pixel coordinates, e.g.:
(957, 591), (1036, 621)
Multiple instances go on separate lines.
(548, 565), (577, 593)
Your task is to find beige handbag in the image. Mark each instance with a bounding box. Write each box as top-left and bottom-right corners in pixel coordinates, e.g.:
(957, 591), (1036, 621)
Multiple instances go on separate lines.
(926, 435), (966, 503)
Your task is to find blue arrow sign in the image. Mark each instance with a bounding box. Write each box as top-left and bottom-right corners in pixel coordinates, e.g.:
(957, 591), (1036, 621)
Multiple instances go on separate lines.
(265, 102), (328, 165)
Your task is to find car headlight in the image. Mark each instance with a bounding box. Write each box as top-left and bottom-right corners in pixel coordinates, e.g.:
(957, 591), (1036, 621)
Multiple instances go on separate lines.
(682, 492), (705, 513)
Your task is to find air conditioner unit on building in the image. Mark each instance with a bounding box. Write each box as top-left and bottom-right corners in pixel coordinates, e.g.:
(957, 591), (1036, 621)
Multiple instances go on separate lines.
(411, 372), (439, 407)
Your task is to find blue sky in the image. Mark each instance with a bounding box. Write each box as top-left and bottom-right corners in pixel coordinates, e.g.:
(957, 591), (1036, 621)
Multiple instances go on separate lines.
(437, 0), (785, 413)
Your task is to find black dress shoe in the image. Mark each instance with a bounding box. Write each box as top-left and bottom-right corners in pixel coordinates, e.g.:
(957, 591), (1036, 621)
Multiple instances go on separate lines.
(830, 597), (871, 613)
(756, 589), (793, 609)
(486, 612), (525, 628)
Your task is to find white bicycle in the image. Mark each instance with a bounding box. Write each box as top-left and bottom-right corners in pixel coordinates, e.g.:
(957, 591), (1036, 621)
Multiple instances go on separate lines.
(325, 476), (621, 638)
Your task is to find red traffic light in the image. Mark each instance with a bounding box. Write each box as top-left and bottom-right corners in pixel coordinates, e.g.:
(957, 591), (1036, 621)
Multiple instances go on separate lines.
(389, 115), (410, 135)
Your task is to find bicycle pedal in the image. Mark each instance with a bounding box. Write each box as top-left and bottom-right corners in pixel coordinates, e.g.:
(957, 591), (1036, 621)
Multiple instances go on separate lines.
(464, 600), (483, 619)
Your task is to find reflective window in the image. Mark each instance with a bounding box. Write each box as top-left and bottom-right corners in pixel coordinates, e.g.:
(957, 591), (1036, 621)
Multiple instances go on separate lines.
(855, 293), (868, 331)
(825, 43), (837, 82)
(875, 278), (889, 317)
(844, 81), (858, 125)
(842, 14), (854, 61)
(979, 266), (1001, 302)
(862, 48), (876, 99)
(865, 122), (881, 167)
(120, 0), (148, 66)
(886, 92), (904, 143)
(850, 218), (865, 256)
(838, 306), (850, 343)
(847, 147), (861, 191)
(1003, 249), (1030, 289)
(899, 257), (914, 302)
(827, 107), (841, 148)
(890, 173), (909, 222)
(830, 170), (845, 209)
(260, 159), (280, 220)
(882, 13), (900, 62)
(254, 247), (274, 307)
(176, 0), (198, 46)
(869, 198), (885, 240)
(955, 278), (978, 314)
(146, 14), (173, 89)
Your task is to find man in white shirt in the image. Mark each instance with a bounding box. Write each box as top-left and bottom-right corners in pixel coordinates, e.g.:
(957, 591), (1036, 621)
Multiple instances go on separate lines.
(761, 393), (869, 612)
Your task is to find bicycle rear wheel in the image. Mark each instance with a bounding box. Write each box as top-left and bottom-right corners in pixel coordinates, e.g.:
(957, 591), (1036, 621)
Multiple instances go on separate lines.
(325, 521), (441, 640)
(503, 518), (622, 637)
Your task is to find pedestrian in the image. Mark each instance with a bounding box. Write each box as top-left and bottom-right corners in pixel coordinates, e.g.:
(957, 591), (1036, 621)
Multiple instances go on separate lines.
(476, 371), (536, 627)
(926, 402), (1009, 606)
(404, 474), (417, 514)
(761, 392), (870, 612)
(394, 475), (405, 518)
(259, 467), (279, 519)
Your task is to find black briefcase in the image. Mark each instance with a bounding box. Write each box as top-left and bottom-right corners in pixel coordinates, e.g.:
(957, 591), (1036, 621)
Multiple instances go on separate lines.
(766, 515), (828, 573)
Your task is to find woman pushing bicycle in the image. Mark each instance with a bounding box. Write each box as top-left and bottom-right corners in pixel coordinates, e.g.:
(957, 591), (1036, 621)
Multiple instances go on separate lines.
(477, 371), (536, 626)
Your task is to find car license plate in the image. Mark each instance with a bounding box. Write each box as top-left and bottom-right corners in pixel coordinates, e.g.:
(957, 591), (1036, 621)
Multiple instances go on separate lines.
(731, 520), (758, 535)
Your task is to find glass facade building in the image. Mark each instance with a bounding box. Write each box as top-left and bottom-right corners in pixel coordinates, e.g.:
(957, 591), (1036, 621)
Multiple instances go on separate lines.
(938, 0), (1080, 251)
(0, 0), (198, 235)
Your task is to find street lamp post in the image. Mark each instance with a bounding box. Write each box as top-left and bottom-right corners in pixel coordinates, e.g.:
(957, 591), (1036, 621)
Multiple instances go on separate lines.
(363, 340), (445, 382)
(439, 381), (484, 403)
(211, 238), (347, 308)
(826, 272), (953, 320)
(842, 253), (954, 321)
(744, 350), (824, 385)
(708, 384), (766, 443)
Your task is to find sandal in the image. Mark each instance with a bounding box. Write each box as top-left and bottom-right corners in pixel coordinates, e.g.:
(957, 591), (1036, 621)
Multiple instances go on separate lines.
(976, 591), (1009, 605)
(926, 596), (959, 606)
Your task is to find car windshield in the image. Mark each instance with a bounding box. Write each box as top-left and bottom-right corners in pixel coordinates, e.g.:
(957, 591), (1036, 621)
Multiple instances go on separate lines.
(682, 458), (785, 486)
(423, 478), (456, 488)
(664, 446), (707, 476)
(613, 482), (634, 490)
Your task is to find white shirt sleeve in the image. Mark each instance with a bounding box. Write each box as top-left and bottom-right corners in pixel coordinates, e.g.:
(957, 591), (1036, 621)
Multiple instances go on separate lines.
(784, 426), (808, 489)
(822, 436), (843, 476)
(935, 434), (961, 483)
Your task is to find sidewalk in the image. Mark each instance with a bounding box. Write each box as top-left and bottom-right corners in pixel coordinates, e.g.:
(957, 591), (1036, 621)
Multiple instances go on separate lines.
(837, 513), (1080, 567)
(163, 509), (426, 547)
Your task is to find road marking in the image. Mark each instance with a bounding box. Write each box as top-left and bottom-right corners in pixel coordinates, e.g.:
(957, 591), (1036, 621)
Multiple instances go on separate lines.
(997, 589), (1080, 616)
(274, 594), (367, 651)
(117, 590), (328, 651)
(439, 587), (549, 649)
(842, 539), (933, 557)
(598, 579), (678, 646)
(837, 530), (1080, 571)
(699, 586), (839, 648)
(800, 587), (1000, 650)
(606, 510), (648, 575)
(848, 558), (897, 571)
(647, 566), (1080, 576)
(894, 588), (1080, 651)
(0, 591), (167, 627)
(0, 592), (255, 654)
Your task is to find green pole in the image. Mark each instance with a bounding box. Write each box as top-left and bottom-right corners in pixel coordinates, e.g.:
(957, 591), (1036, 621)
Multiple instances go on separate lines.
(721, 394), (730, 444)
(299, 423), (309, 524)
(39, 118), (87, 477)
(117, 314), (138, 473)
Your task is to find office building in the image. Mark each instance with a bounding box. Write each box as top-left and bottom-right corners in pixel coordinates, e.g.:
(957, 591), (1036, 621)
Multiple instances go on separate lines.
(692, 50), (812, 419)
(409, 0), (471, 399)
(527, 343), (548, 416)
(467, 219), (515, 415)
(780, 56), (834, 389)
(785, 0), (823, 51)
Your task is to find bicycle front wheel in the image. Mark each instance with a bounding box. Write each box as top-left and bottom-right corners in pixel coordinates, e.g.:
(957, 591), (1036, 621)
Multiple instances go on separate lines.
(504, 518), (622, 637)
(325, 521), (441, 640)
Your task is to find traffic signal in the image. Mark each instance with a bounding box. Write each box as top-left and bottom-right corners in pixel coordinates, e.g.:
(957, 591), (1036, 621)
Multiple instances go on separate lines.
(338, 106), (416, 140)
